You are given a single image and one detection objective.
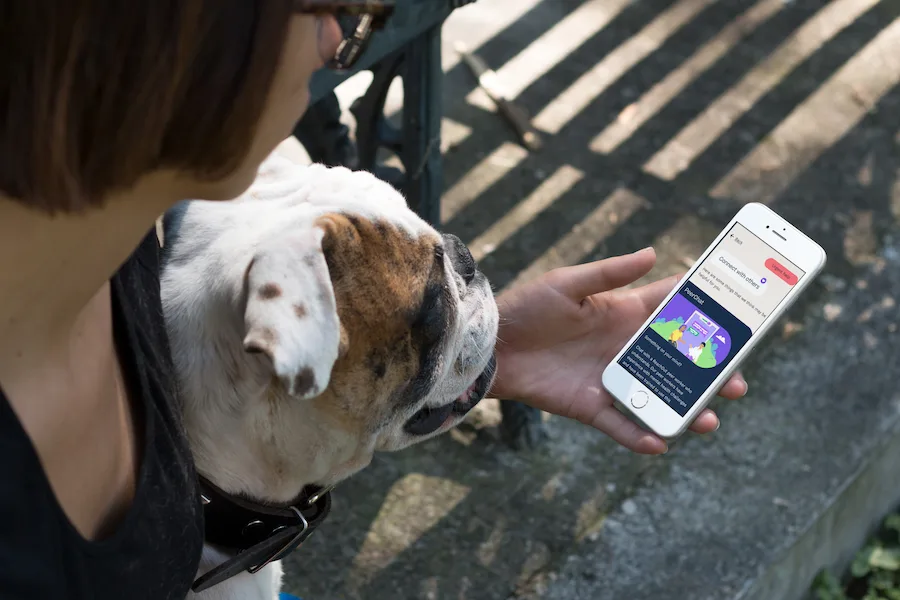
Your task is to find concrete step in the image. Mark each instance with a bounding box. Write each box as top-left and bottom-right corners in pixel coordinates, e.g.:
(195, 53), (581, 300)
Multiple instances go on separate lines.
(281, 238), (900, 600)
(538, 241), (900, 600)
(279, 2), (900, 593)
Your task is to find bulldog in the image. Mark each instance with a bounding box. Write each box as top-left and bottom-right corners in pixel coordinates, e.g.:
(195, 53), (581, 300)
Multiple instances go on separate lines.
(159, 149), (499, 600)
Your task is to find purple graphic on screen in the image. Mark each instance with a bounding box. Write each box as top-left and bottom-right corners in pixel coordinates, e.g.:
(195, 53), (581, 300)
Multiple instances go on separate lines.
(649, 293), (733, 368)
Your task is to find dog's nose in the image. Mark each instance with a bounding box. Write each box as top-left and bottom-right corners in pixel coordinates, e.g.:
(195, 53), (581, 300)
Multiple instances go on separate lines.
(442, 233), (476, 285)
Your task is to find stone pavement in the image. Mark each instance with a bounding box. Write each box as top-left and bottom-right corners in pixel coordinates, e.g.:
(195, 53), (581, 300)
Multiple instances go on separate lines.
(282, 0), (900, 598)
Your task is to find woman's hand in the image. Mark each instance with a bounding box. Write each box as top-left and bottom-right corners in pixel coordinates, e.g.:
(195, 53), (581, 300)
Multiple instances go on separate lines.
(490, 247), (747, 454)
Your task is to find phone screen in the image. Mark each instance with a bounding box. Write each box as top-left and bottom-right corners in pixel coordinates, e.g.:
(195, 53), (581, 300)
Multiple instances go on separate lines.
(617, 223), (806, 416)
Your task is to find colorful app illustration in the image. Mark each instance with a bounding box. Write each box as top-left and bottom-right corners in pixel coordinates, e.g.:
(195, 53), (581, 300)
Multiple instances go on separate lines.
(649, 293), (732, 369)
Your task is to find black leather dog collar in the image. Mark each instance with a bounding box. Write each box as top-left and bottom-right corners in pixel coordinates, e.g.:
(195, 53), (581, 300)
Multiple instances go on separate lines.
(191, 476), (332, 593)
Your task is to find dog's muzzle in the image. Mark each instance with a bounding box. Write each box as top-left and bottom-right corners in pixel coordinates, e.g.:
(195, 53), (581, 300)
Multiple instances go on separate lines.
(404, 354), (496, 436)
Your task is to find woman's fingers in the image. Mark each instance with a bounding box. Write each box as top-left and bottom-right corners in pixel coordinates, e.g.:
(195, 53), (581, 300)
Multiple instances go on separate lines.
(719, 373), (748, 399)
(589, 406), (669, 455)
(688, 409), (719, 434)
(624, 271), (688, 315)
(549, 247), (657, 301)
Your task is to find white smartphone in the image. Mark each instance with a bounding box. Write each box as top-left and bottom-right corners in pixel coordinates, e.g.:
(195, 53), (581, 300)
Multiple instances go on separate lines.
(601, 202), (826, 440)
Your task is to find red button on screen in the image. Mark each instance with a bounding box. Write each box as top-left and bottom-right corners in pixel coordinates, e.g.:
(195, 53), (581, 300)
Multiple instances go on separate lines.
(765, 258), (798, 285)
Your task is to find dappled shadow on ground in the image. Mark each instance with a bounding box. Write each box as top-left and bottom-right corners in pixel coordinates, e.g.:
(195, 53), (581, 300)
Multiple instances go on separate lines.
(284, 1), (900, 598)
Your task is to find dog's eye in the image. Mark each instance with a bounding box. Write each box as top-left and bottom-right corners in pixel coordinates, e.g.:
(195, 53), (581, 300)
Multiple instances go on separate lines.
(434, 246), (444, 260)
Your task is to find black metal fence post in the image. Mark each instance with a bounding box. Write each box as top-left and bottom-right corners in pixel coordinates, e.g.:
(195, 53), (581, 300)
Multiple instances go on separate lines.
(401, 24), (444, 227)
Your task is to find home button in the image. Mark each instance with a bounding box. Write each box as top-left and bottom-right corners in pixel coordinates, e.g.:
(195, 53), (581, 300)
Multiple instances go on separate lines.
(630, 391), (649, 409)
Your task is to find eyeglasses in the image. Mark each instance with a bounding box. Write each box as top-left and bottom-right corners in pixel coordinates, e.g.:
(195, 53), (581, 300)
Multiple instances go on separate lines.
(295, 1), (396, 72)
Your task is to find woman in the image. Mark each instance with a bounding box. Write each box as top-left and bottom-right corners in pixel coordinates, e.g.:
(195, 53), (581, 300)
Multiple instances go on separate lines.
(670, 323), (688, 346)
(0, 2), (745, 598)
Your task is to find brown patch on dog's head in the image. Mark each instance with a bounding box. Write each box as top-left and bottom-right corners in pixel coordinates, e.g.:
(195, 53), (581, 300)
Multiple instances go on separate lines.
(258, 283), (282, 299)
(309, 213), (450, 428)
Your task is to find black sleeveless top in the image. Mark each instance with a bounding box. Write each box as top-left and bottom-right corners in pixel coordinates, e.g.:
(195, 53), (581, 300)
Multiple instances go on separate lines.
(0, 231), (204, 599)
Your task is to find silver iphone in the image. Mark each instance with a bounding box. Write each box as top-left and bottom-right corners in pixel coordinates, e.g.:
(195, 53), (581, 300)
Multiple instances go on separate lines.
(602, 203), (826, 440)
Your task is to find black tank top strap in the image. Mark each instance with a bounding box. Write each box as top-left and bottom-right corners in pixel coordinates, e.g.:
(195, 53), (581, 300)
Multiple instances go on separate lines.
(0, 228), (204, 600)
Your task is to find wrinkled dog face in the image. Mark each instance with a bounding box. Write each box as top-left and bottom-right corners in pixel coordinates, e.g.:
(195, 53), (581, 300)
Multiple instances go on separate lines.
(258, 162), (500, 474)
(164, 156), (499, 500)
(318, 212), (498, 454)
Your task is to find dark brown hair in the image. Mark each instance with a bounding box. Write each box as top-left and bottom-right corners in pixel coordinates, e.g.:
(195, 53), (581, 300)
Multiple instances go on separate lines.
(0, 0), (294, 213)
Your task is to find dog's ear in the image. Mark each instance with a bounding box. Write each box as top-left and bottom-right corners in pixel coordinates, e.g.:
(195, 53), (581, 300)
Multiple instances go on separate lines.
(242, 225), (345, 399)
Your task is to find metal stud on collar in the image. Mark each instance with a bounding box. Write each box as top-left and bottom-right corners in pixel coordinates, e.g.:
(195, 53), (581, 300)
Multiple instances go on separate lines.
(306, 485), (335, 506)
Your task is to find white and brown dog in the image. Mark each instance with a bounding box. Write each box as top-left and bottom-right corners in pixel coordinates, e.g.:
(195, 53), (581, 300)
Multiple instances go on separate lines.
(159, 148), (499, 600)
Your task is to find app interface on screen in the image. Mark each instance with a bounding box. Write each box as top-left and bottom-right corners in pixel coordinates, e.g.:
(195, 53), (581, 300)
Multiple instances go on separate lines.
(618, 223), (805, 416)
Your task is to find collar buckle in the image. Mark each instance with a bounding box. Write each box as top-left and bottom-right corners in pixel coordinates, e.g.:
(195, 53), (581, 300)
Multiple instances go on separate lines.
(247, 506), (309, 574)
(191, 476), (333, 594)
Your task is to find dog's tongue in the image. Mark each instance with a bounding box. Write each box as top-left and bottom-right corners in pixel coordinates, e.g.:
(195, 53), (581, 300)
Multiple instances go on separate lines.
(457, 381), (478, 403)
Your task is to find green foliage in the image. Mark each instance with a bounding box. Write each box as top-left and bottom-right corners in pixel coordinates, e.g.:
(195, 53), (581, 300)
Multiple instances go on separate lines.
(813, 510), (900, 600)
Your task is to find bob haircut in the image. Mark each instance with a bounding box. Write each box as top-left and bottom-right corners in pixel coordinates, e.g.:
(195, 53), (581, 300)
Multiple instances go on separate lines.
(0, 0), (295, 213)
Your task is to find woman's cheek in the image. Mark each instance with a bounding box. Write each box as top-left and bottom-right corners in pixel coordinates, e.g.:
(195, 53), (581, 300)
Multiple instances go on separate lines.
(316, 16), (344, 66)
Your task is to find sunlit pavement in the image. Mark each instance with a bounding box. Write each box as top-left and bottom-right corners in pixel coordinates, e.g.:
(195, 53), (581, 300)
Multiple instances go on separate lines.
(283, 1), (900, 598)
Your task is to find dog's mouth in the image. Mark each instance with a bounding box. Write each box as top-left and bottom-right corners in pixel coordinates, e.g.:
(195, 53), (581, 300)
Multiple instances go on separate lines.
(403, 354), (497, 437)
